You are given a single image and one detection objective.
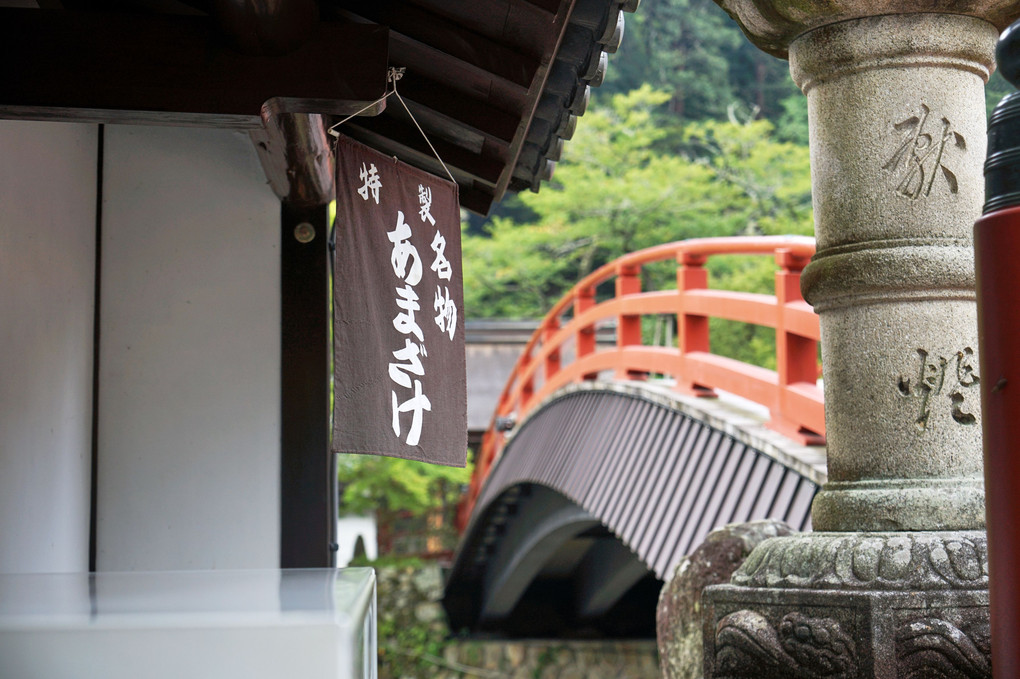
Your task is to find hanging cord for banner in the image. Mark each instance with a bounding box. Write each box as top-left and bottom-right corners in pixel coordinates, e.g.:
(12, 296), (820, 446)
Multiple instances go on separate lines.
(327, 67), (457, 185)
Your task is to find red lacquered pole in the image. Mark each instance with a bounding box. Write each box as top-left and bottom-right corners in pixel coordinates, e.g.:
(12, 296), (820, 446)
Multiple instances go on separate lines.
(975, 206), (1020, 679)
(977, 19), (1020, 676)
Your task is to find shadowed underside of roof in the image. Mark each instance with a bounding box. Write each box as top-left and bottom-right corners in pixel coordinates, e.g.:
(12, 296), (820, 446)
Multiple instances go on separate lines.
(444, 383), (824, 637)
(325, 0), (638, 214)
(1, 0), (637, 214)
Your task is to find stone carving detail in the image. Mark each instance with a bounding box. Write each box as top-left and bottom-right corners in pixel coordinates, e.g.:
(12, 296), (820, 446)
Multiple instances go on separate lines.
(896, 618), (991, 679)
(897, 348), (980, 431)
(883, 104), (966, 199)
(715, 610), (856, 679)
(657, 520), (794, 679)
(732, 533), (988, 591)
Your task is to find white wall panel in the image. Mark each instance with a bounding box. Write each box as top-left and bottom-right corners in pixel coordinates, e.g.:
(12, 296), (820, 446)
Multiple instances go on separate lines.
(0, 121), (97, 574)
(98, 126), (281, 570)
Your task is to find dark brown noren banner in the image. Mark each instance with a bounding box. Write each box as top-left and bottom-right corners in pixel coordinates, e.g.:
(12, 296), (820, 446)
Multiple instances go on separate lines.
(332, 135), (467, 467)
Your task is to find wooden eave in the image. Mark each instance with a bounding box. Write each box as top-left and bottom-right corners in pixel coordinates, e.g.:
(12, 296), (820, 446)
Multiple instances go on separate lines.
(0, 0), (635, 214)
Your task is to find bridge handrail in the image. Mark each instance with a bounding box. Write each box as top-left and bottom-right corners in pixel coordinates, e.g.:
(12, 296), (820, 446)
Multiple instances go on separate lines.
(459, 235), (823, 531)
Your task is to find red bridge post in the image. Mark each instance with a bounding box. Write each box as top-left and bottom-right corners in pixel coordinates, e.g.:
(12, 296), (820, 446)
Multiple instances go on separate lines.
(771, 248), (823, 445)
(676, 251), (714, 396)
(616, 264), (643, 379)
(543, 318), (561, 383)
(574, 287), (597, 380)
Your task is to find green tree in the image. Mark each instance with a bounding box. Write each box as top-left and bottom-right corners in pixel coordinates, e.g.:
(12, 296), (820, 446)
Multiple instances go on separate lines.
(463, 88), (813, 369)
(775, 92), (809, 146)
(338, 455), (470, 518)
(681, 114), (813, 237)
(464, 87), (739, 318)
(606, 0), (739, 119)
(988, 68), (1016, 116)
(681, 115), (813, 368)
(603, 0), (799, 124)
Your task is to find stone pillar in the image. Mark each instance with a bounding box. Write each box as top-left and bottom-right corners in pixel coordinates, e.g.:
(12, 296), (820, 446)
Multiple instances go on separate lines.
(701, 4), (1020, 677)
(800, 12), (994, 533)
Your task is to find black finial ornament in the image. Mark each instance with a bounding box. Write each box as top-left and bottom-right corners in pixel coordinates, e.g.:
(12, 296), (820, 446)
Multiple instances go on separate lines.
(998, 20), (1020, 89)
(985, 19), (1020, 213)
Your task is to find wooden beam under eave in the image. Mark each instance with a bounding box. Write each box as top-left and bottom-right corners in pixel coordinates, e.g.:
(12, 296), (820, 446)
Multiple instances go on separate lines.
(250, 111), (335, 206)
(396, 72), (520, 145)
(326, 0), (540, 87)
(0, 9), (388, 128)
(490, 0), (573, 206)
(324, 6), (530, 117)
(412, 0), (559, 56)
(521, 0), (561, 14)
(348, 116), (505, 185)
(459, 183), (498, 216)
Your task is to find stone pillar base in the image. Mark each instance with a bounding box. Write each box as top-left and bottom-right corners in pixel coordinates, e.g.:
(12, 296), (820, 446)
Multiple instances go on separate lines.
(702, 532), (990, 678)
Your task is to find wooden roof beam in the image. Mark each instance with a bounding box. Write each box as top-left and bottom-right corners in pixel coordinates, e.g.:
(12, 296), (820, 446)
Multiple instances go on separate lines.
(325, 0), (540, 87)
(250, 110), (335, 206)
(0, 9), (388, 128)
(396, 72), (520, 144)
(411, 0), (560, 54)
(346, 116), (505, 185)
(387, 38), (530, 115)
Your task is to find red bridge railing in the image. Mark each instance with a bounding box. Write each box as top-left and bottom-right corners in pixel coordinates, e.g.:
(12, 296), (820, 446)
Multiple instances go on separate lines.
(458, 236), (824, 531)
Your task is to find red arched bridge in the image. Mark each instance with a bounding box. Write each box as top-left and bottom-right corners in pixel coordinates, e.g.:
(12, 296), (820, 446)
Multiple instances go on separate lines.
(443, 236), (828, 638)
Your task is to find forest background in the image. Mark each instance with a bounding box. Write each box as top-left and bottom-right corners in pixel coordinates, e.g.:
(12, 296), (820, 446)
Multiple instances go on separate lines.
(339, 0), (1013, 532)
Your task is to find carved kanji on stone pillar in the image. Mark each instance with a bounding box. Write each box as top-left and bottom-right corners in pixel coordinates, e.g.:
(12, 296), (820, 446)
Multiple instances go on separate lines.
(700, 3), (1020, 677)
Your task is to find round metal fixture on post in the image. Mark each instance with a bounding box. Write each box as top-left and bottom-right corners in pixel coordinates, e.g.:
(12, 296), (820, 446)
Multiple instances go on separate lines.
(293, 222), (316, 243)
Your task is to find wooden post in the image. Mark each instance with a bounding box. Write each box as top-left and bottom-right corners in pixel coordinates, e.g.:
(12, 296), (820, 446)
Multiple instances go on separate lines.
(543, 318), (561, 382)
(615, 264), (642, 379)
(574, 287), (598, 380)
(676, 252), (714, 396)
(771, 248), (823, 444)
(520, 351), (535, 409)
(280, 201), (334, 568)
(976, 204), (1020, 679)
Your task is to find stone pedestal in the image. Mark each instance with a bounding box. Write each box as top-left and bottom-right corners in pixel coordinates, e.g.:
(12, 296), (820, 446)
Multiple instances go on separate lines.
(704, 532), (989, 678)
(702, 4), (1020, 677)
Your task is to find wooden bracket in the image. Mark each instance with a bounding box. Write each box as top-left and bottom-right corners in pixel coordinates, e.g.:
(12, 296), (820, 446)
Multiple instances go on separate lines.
(250, 110), (337, 206)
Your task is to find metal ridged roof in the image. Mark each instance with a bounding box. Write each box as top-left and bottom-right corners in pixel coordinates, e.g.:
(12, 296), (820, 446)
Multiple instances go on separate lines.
(454, 386), (821, 586)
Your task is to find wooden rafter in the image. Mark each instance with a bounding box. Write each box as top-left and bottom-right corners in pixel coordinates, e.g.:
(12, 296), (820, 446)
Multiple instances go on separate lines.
(0, 8), (389, 128)
(330, 0), (540, 87)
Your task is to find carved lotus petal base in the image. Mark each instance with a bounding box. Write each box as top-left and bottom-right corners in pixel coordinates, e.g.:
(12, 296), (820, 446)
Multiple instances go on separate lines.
(732, 531), (988, 591)
(704, 587), (989, 679)
(703, 532), (991, 679)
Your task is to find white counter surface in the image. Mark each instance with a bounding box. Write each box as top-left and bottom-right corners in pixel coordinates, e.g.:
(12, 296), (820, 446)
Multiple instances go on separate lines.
(0, 568), (376, 679)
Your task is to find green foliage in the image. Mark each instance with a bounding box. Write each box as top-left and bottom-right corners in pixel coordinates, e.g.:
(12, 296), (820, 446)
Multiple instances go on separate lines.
(463, 89), (814, 367)
(348, 553), (425, 569)
(464, 86), (737, 318)
(775, 93), (810, 146)
(337, 454), (471, 517)
(370, 562), (452, 679)
(706, 255), (780, 369)
(533, 647), (558, 679)
(603, 0), (797, 123)
(987, 69), (1015, 118)
(377, 608), (446, 679)
(681, 116), (813, 237)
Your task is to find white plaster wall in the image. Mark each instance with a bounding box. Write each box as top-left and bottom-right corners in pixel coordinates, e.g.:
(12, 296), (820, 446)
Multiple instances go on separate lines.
(0, 121), (97, 574)
(97, 126), (281, 570)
